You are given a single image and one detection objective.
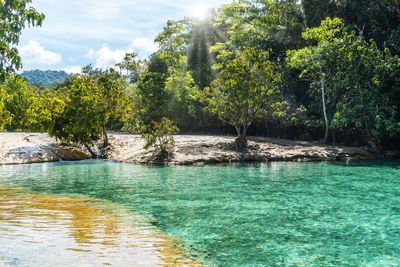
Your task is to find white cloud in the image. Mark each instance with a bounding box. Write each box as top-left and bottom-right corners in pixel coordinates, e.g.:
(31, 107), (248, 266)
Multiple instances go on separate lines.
(85, 38), (158, 70)
(88, 45), (128, 69)
(61, 66), (81, 74)
(18, 41), (62, 65)
(130, 37), (158, 56)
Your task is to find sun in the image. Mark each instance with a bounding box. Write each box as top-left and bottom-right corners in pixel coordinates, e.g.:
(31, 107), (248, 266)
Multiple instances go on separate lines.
(191, 5), (209, 21)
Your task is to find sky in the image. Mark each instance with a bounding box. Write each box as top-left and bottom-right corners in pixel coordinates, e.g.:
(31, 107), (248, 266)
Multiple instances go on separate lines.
(18, 0), (231, 74)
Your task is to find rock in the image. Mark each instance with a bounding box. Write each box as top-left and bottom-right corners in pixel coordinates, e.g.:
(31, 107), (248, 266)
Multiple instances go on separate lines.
(0, 133), (381, 166)
(0, 146), (59, 165)
(56, 146), (91, 161)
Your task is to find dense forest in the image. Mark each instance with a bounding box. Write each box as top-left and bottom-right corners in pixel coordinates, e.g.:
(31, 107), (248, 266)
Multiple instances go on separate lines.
(21, 70), (71, 87)
(1, 0), (400, 156)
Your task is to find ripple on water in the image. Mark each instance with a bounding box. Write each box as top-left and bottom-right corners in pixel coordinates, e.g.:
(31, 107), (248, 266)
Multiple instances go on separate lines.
(0, 185), (202, 267)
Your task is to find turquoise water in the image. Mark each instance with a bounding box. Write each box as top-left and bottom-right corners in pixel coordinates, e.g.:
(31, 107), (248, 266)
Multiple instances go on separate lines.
(0, 160), (399, 266)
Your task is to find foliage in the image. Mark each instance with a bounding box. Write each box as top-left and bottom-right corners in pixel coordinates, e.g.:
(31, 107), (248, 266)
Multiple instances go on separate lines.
(0, 0), (45, 82)
(165, 57), (202, 130)
(202, 47), (281, 145)
(212, 0), (304, 61)
(3, 0), (400, 152)
(115, 52), (143, 84)
(287, 18), (348, 143)
(141, 117), (178, 155)
(0, 87), (12, 130)
(288, 17), (400, 146)
(155, 20), (188, 70)
(27, 76), (106, 157)
(1, 75), (35, 130)
(81, 65), (130, 146)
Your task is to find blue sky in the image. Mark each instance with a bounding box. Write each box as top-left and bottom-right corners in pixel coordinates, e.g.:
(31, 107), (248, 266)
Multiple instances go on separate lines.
(18, 0), (231, 73)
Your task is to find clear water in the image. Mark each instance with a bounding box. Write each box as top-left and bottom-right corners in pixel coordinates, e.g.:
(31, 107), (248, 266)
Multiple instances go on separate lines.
(0, 160), (399, 266)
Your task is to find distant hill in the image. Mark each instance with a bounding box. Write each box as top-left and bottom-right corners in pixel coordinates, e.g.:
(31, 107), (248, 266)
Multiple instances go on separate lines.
(21, 70), (71, 87)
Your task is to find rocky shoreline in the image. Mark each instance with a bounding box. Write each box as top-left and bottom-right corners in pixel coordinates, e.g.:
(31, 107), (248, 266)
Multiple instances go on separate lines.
(0, 132), (388, 166)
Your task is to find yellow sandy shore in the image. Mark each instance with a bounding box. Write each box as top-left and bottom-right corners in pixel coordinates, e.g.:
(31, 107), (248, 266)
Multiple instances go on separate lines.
(0, 185), (203, 267)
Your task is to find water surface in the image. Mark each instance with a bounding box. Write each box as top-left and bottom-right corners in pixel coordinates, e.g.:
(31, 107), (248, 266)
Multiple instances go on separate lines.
(0, 160), (399, 266)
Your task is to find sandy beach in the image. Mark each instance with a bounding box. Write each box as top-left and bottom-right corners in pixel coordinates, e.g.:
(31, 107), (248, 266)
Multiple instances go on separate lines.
(0, 132), (377, 165)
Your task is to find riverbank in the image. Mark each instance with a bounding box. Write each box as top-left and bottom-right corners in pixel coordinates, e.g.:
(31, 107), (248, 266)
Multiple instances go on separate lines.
(0, 132), (384, 165)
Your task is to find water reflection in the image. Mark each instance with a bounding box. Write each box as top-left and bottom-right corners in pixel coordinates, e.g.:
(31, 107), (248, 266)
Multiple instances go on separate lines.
(0, 185), (201, 267)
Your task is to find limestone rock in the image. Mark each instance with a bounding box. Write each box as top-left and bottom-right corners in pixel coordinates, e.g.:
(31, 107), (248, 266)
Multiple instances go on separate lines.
(56, 146), (91, 161)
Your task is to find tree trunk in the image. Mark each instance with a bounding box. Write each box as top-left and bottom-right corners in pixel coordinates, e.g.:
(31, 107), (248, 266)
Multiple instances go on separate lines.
(84, 144), (97, 159)
(235, 134), (248, 150)
(102, 124), (109, 147)
(321, 77), (329, 144)
(234, 124), (241, 137)
(332, 128), (336, 146)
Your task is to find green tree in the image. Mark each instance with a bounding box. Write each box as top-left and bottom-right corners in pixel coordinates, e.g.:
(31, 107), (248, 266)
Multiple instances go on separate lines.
(155, 20), (188, 70)
(287, 18), (345, 143)
(0, 88), (12, 130)
(1, 75), (36, 130)
(0, 0), (45, 82)
(202, 47), (281, 149)
(115, 52), (143, 84)
(125, 71), (178, 156)
(332, 42), (400, 150)
(81, 66), (130, 147)
(27, 76), (105, 158)
(212, 0), (304, 61)
(141, 117), (178, 157)
(165, 58), (201, 130)
(288, 17), (400, 147)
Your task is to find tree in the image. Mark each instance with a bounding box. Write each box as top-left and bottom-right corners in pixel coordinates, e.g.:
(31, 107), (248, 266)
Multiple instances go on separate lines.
(0, 88), (12, 130)
(27, 76), (105, 158)
(141, 118), (178, 157)
(288, 17), (400, 147)
(165, 58), (201, 130)
(0, 0), (45, 82)
(154, 20), (188, 70)
(187, 10), (220, 90)
(301, 0), (338, 27)
(95, 69), (130, 147)
(82, 66), (130, 147)
(331, 41), (400, 150)
(124, 71), (179, 156)
(212, 0), (304, 62)
(1, 75), (35, 130)
(115, 52), (142, 84)
(202, 47), (281, 149)
(287, 18), (345, 143)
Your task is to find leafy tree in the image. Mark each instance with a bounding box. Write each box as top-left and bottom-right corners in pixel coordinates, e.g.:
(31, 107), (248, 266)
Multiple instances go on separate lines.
(187, 10), (220, 90)
(0, 0), (45, 82)
(0, 88), (12, 130)
(288, 17), (400, 147)
(165, 58), (201, 130)
(27, 76), (105, 157)
(212, 0), (304, 61)
(82, 66), (130, 147)
(202, 47), (281, 149)
(287, 18), (345, 143)
(155, 20), (188, 70)
(115, 52), (143, 84)
(1, 75), (36, 130)
(301, 0), (338, 27)
(142, 118), (178, 157)
(337, 0), (400, 53)
(125, 71), (179, 155)
(332, 41), (400, 150)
